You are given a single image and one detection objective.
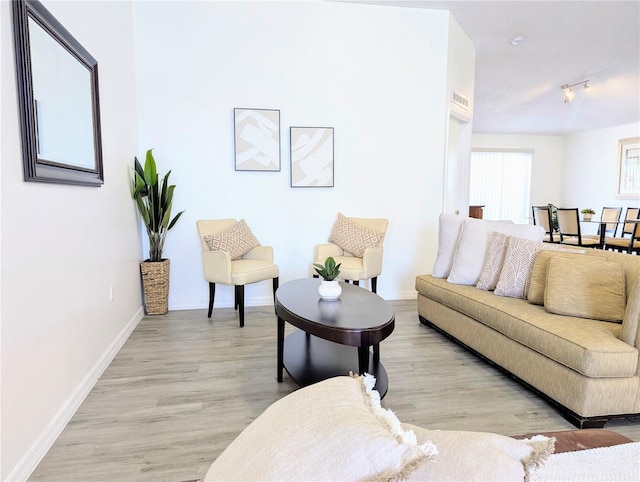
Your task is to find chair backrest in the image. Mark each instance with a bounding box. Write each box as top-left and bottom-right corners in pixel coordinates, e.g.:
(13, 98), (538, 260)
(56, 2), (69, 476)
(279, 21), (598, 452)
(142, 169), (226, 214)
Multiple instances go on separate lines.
(347, 217), (389, 246)
(622, 207), (640, 236)
(556, 208), (581, 239)
(196, 219), (238, 250)
(531, 206), (552, 233)
(600, 207), (622, 236)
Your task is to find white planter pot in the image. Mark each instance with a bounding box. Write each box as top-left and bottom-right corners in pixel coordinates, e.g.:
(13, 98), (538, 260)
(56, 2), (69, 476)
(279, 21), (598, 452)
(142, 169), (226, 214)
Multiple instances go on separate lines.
(318, 279), (342, 301)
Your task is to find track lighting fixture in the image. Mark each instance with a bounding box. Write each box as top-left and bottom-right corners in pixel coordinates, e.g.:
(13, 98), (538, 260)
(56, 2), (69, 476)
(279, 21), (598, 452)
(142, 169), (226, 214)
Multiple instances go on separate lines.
(561, 80), (589, 103)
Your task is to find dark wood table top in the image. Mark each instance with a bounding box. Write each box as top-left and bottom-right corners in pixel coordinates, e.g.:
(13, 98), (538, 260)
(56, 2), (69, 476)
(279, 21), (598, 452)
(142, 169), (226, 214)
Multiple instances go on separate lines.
(275, 278), (395, 347)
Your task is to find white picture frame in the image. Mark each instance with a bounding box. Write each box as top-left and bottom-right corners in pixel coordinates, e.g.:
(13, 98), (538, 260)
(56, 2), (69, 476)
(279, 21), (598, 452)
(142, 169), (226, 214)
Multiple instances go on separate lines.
(234, 108), (280, 171)
(290, 127), (334, 187)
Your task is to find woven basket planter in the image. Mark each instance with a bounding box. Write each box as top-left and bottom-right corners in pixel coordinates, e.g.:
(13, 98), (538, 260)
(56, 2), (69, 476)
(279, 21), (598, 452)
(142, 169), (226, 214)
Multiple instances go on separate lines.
(140, 259), (170, 315)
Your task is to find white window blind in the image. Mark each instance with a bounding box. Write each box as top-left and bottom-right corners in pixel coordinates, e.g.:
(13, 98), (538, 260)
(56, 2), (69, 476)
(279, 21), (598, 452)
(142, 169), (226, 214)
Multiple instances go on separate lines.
(469, 149), (532, 224)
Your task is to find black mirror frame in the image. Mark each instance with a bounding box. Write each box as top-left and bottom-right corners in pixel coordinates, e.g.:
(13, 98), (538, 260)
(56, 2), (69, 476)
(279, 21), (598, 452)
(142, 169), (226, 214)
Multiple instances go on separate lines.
(12, 0), (104, 187)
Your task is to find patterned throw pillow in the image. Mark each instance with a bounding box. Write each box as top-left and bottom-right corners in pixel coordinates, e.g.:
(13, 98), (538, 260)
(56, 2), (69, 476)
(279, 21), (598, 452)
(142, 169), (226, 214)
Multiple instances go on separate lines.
(476, 231), (510, 291)
(494, 237), (543, 299)
(204, 219), (260, 260)
(329, 213), (384, 257)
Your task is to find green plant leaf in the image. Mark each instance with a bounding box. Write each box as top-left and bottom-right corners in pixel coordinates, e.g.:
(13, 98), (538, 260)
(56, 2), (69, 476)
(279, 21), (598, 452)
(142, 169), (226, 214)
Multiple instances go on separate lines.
(131, 149), (184, 261)
(144, 149), (157, 186)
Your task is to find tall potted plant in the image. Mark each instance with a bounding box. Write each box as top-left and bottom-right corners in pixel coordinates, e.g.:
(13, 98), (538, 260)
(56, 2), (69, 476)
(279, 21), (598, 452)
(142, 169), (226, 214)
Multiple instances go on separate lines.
(131, 149), (184, 314)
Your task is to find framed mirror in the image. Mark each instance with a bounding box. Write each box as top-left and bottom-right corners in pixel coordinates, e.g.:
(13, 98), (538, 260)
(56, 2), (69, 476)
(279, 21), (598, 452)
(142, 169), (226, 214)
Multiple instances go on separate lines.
(12, 0), (104, 186)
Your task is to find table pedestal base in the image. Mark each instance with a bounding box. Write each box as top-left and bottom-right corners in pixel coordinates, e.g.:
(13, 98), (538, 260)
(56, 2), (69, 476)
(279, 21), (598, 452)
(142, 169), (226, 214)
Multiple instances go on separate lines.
(283, 330), (388, 398)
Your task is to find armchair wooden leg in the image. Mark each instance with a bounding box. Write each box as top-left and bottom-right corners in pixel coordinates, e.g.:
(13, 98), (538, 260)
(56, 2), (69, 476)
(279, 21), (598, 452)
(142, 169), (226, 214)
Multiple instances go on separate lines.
(372, 277), (377, 294)
(207, 282), (216, 318)
(234, 286), (239, 311)
(237, 285), (245, 328)
(353, 280), (360, 287)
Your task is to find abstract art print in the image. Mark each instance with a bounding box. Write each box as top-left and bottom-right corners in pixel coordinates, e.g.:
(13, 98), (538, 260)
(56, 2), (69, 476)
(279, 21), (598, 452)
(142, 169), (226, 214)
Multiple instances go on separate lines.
(234, 108), (280, 171)
(290, 127), (334, 187)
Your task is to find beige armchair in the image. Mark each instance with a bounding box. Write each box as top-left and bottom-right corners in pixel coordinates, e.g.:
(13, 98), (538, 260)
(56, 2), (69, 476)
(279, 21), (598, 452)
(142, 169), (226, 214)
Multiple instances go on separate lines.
(197, 219), (279, 327)
(312, 213), (388, 293)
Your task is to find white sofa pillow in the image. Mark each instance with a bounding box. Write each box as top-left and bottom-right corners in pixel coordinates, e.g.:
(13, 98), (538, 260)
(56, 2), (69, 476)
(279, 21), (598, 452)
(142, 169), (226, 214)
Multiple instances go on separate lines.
(432, 213), (468, 278)
(447, 219), (545, 286)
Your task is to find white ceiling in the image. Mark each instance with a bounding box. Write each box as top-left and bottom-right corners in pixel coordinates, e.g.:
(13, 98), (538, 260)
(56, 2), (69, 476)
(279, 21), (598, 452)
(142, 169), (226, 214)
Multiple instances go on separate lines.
(356, 1), (640, 136)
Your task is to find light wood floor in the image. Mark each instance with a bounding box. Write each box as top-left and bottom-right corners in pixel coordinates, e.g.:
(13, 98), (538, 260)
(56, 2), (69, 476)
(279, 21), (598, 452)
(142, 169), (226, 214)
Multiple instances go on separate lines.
(30, 300), (640, 481)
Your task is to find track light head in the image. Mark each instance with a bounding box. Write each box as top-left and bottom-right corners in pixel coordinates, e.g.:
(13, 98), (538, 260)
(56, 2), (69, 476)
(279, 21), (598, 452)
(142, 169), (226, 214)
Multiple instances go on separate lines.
(560, 80), (589, 103)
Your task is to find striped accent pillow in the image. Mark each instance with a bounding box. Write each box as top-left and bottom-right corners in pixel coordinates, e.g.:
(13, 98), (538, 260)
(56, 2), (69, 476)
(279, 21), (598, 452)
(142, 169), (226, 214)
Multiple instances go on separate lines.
(476, 231), (510, 291)
(494, 237), (542, 299)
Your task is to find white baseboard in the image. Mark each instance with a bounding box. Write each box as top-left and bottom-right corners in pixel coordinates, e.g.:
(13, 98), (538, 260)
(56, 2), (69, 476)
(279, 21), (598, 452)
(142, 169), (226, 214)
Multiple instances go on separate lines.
(7, 307), (145, 482)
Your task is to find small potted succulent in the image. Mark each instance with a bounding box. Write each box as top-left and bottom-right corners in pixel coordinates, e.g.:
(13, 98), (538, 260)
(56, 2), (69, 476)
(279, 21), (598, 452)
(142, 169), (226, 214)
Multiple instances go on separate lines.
(313, 256), (342, 300)
(580, 208), (596, 221)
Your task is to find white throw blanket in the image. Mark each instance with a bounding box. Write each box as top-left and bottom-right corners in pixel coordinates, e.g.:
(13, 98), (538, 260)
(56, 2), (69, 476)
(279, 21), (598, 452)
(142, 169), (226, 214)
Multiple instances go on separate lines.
(529, 442), (640, 481)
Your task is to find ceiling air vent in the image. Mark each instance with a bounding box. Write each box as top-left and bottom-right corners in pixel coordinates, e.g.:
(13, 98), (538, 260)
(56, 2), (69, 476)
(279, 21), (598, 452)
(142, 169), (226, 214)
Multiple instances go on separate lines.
(451, 91), (469, 110)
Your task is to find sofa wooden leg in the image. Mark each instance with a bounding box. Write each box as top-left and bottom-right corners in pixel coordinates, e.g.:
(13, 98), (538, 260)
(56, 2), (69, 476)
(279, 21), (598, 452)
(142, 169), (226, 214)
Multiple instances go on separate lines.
(207, 282), (216, 318)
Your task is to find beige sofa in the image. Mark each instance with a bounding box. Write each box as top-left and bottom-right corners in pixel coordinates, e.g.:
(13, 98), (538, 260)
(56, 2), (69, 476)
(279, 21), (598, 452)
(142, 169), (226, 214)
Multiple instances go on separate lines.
(416, 215), (640, 428)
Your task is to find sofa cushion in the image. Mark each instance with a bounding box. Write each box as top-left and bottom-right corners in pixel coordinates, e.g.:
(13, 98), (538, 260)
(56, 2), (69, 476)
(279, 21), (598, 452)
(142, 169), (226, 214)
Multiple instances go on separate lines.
(204, 375), (436, 481)
(447, 219), (544, 286)
(494, 237), (542, 299)
(528, 251), (602, 305)
(476, 231), (510, 291)
(329, 212), (384, 257)
(204, 219), (260, 260)
(545, 256), (626, 322)
(415, 275), (638, 377)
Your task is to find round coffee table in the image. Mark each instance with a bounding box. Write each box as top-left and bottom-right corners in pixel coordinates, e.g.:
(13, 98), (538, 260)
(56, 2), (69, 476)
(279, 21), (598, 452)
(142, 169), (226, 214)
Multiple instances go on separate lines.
(276, 278), (395, 397)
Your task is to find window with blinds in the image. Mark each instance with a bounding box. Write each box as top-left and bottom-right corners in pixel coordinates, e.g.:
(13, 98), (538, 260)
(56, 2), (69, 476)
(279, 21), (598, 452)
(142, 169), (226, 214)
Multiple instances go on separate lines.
(469, 149), (533, 224)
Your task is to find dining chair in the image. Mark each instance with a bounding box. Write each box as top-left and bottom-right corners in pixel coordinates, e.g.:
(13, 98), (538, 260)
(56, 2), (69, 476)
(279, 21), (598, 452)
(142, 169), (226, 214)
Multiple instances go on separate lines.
(556, 208), (601, 248)
(599, 207), (622, 238)
(605, 207), (640, 253)
(196, 219), (279, 327)
(531, 205), (557, 243)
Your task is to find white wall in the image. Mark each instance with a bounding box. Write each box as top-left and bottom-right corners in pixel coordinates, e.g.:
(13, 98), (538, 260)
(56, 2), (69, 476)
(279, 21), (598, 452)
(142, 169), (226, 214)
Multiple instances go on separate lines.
(443, 15), (475, 216)
(1, 1), (142, 479)
(132, 1), (465, 308)
(562, 123), (640, 211)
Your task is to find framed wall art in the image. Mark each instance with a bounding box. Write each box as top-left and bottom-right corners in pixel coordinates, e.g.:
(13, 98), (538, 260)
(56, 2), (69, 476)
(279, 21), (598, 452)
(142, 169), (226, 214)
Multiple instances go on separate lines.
(234, 108), (280, 171)
(290, 127), (334, 187)
(616, 136), (640, 199)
